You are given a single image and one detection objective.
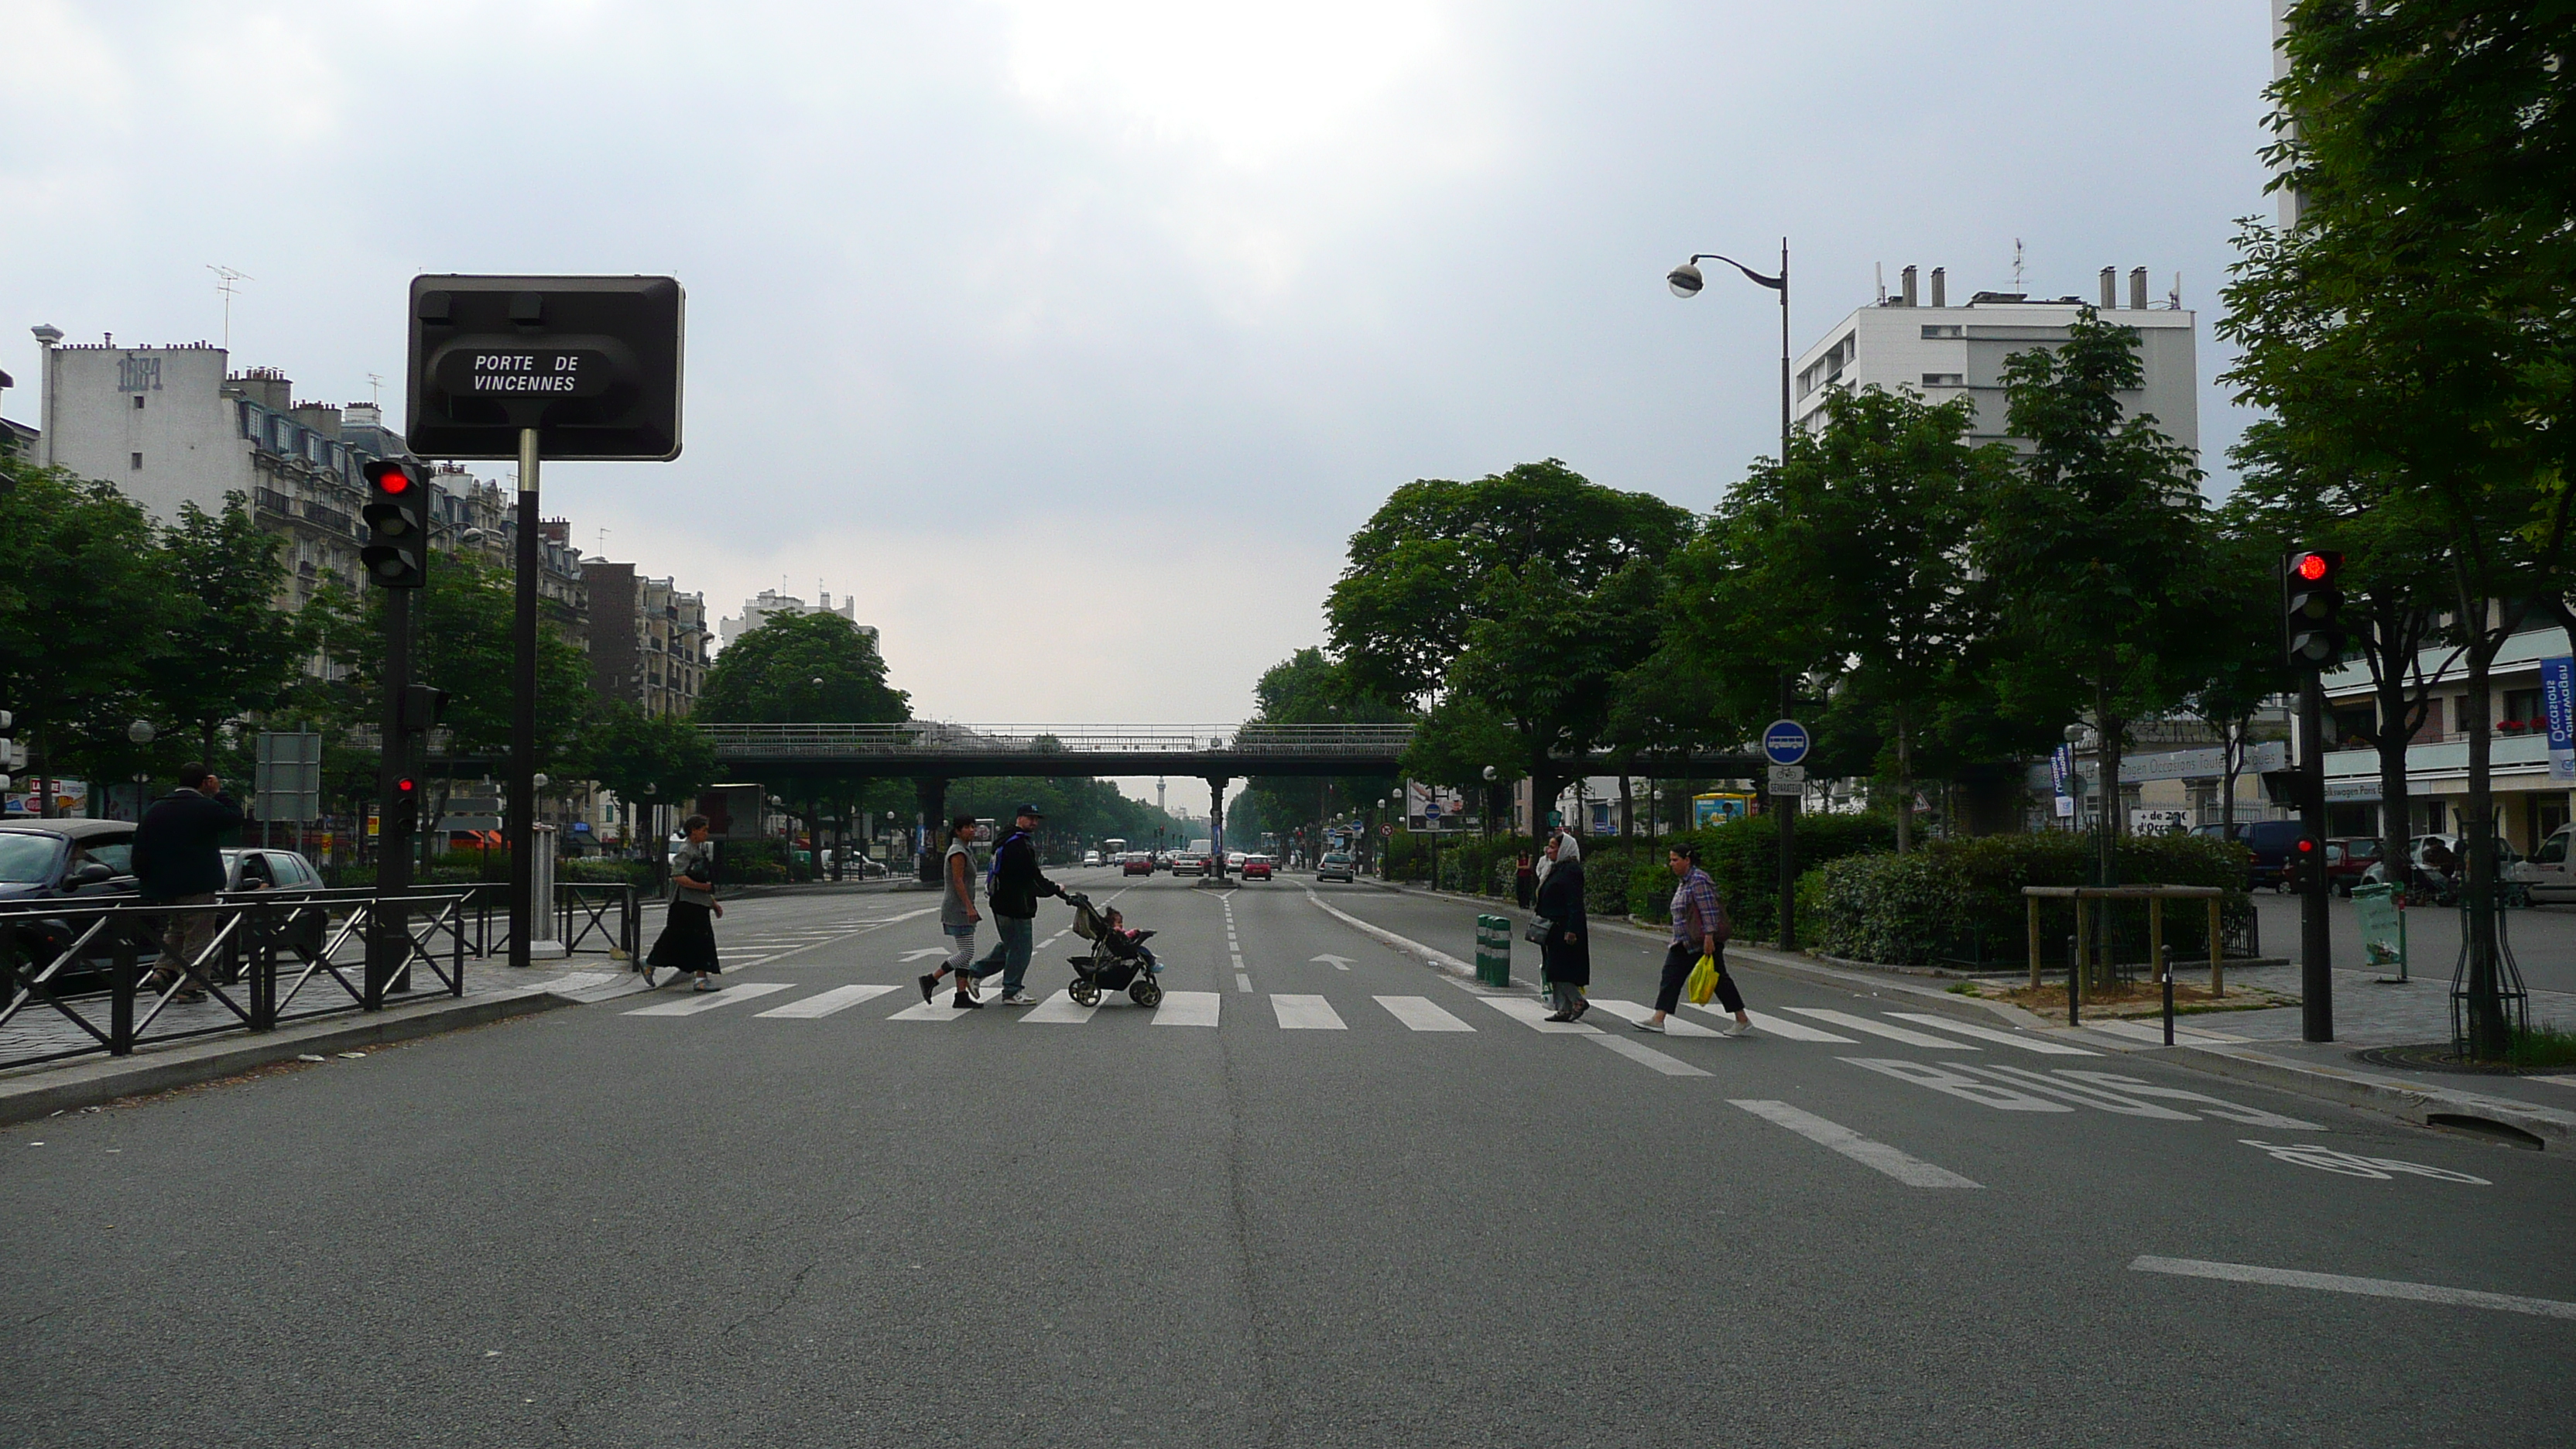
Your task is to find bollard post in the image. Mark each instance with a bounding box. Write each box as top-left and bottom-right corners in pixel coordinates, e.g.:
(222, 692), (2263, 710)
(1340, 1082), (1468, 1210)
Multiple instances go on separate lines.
(251, 903), (276, 1032)
(110, 927), (138, 1056)
(2161, 942), (2175, 1046)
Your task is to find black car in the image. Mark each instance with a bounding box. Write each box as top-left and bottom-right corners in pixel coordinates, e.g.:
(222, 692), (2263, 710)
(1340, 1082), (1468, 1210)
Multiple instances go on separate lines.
(0, 820), (142, 988)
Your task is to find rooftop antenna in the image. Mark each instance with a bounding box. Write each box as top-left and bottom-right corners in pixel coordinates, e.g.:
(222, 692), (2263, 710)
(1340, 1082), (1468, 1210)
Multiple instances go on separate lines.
(2169, 272), (2183, 310)
(366, 372), (385, 407)
(207, 265), (252, 351)
(2011, 240), (2025, 296)
(1875, 262), (1886, 305)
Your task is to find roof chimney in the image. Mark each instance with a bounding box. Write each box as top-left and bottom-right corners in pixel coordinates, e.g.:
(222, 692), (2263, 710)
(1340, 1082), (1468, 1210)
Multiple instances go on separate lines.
(2129, 267), (2149, 310)
(2100, 267), (2118, 309)
(1900, 265), (1918, 307)
(1930, 267), (1946, 307)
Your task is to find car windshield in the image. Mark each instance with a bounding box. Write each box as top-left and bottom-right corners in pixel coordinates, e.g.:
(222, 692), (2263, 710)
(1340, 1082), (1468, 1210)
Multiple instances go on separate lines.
(0, 834), (65, 883)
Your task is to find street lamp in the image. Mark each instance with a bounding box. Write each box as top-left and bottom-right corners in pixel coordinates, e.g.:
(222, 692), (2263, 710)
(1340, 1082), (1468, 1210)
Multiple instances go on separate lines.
(127, 720), (155, 745)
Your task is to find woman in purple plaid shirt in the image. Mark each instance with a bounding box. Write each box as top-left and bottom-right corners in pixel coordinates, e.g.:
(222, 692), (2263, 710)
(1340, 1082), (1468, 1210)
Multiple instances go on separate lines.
(1636, 843), (1752, 1036)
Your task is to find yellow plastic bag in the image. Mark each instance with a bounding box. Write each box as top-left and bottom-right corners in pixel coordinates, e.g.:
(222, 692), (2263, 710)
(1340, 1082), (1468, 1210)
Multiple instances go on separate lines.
(1684, 952), (1719, 1006)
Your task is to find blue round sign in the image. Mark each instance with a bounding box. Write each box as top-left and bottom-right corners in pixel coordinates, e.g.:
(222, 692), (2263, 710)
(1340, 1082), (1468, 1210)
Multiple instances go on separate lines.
(1763, 719), (1810, 766)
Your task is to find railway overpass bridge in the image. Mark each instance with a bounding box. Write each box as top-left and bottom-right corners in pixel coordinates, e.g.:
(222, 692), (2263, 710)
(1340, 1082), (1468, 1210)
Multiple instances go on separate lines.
(691, 722), (1765, 879)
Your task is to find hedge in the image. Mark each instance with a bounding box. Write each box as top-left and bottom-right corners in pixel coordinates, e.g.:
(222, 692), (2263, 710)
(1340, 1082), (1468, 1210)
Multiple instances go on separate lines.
(1809, 833), (2255, 968)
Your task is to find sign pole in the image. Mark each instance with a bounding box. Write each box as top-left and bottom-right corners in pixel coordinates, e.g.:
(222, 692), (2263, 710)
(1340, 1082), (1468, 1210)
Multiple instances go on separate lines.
(2299, 670), (2332, 1041)
(372, 587), (414, 1003)
(509, 426), (540, 971)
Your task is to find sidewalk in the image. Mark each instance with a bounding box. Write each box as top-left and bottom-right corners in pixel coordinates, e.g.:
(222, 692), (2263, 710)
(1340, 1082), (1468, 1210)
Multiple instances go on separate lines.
(0, 958), (650, 1126)
(1372, 879), (2576, 1149)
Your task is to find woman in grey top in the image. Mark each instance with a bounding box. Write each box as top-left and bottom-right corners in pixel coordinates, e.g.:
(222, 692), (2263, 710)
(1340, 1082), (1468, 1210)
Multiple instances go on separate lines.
(645, 815), (724, 991)
(917, 815), (985, 1008)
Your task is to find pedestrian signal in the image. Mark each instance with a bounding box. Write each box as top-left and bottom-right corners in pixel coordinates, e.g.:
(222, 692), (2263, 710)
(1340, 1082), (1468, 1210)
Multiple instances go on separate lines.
(361, 458), (430, 588)
(2283, 549), (2346, 669)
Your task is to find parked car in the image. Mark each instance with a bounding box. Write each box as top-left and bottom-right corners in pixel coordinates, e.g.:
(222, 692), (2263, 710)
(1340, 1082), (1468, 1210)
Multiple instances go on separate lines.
(1122, 852), (1156, 876)
(1240, 855), (1274, 881)
(0, 821), (141, 992)
(218, 847), (331, 962)
(2321, 838), (2382, 896)
(1172, 853), (1208, 878)
(2525, 824), (2576, 903)
(1315, 851), (1356, 883)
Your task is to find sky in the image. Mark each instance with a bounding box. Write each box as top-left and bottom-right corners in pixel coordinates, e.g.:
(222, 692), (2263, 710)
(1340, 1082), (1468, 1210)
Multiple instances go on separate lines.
(4, 0), (2281, 769)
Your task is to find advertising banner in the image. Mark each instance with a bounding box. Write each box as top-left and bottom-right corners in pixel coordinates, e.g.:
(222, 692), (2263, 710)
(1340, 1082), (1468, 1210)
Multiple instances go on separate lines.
(2543, 656), (2575, 783)
(1403, 780), (1474, 832)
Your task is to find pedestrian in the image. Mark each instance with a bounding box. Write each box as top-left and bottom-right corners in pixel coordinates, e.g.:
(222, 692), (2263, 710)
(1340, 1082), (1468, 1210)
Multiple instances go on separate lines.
(973, 803), (1068, 1005)
(129, 764), (245, 1003)
(919, 814), (985, 1008)
(646, 814), (724, 992)
(1535, 831), (1590, 1022)
(1638, 841), (1750, 1036)
(1513, 851), (1537, 909)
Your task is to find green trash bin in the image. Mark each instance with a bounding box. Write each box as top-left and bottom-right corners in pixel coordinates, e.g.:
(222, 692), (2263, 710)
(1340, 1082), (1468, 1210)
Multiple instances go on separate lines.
(2351, 881), (2407, 983)
(1475, 913), (1512, 988)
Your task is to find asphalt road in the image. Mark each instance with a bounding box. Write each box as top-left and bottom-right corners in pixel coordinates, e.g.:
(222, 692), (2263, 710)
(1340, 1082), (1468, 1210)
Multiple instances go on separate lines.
(5, 868), (2570, 1447)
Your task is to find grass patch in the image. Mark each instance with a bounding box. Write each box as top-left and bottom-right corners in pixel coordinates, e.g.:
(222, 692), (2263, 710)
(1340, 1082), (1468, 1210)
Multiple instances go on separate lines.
(2502, 1022), (2576, 1070)
(1945, 981), (1983, 997)
(1996, 979), (2296, 1019)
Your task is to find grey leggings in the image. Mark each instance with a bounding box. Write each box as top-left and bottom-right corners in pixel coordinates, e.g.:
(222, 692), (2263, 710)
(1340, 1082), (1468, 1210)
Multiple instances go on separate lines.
(1549, 980), (1585, 1012)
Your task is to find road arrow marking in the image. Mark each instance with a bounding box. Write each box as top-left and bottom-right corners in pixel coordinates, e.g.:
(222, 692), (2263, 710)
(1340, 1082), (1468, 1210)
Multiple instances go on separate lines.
(1311, 954), (1355, 971)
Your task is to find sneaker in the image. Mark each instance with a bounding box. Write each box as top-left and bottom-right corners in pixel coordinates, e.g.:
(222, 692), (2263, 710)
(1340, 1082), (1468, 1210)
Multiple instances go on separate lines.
(1631, 1019), (1664, 1034)
(952, 992), (985, 1009)
(693, 978), (721, 993)
(917, 973), (939, 1005)
(997, 991), (1036, 1005)
(1721, 1020), (1754, 1038)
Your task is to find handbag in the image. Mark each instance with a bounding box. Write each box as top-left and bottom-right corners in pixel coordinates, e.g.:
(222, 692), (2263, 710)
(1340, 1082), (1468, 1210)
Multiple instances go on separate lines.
(1684, 951), (1720, 1006)
(1523, 915), (1554, 945)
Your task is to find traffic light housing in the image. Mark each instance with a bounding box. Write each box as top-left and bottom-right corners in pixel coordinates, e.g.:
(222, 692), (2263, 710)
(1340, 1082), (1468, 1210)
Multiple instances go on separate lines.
(0, 707), (13, 793)
(387, 774), (421, 826)
(360, 458), (430, 588)
(2283, 549), (2347, 669)
(400, 683), (449, 735)
(2290, 834), (2322, 893)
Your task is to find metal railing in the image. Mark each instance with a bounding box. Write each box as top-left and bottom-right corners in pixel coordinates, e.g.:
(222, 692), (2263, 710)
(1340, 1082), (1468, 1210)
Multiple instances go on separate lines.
(695, 721), (1416, 755)
(0, 889), (474, 1072)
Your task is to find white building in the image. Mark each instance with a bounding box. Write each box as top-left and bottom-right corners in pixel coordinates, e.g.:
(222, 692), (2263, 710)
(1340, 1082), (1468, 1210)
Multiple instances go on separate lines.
(718, 587), (876, 650)
(1791, 265), (2197, 459)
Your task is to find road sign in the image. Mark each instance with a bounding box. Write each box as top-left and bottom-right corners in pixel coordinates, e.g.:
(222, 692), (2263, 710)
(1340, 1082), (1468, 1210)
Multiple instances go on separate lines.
(1763, 719), (1810, 766)
(1381, 824), (1392, 837)
(406, 275), (685, 460)
(1768, 765), (1805, 796)
(255, 731), (323, 823)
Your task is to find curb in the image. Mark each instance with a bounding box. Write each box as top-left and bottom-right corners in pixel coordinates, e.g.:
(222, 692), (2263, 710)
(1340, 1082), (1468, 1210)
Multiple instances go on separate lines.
(0, 986), (594, 1127)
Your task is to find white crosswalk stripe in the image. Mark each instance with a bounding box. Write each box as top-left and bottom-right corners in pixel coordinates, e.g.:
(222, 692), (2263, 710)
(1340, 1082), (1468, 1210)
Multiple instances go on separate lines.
(1478, 995), (1598, 1033)
(1783, 1009), (1979, 1049)
(1588, 1035), (1710, 1077)
(1585, 999), (1721, 1036)
(1730, 1099), (1981, 1188)
(1270, 994), (1346, 1029)
(624, 982), (797, 1016)
(1375, 995), (1475, 1032)
(1023, 989), (1097, 1024)
(1708, 1008), (1854, 1042)
(1884, 1011), (2098, 1054)
(1153, 991), (1221, 1027)
(755, 984), (900, 1019)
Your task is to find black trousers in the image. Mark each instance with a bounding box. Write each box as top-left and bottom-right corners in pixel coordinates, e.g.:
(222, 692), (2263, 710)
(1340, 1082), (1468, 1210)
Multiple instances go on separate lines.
(1657, 940), (1743, 1015)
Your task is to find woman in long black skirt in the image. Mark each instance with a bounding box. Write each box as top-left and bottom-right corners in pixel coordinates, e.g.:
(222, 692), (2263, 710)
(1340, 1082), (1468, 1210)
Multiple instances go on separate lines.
(1536, 831), (1591, 1022)
(646, 814), (724, 992)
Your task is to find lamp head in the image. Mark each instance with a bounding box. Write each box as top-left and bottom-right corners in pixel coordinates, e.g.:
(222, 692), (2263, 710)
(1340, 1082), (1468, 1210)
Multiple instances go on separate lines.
(30, 324), (63, 346)
(1482, 766), (1498, 781)
(127, 719), (155, 745)
(1667, 262), (1704, 299)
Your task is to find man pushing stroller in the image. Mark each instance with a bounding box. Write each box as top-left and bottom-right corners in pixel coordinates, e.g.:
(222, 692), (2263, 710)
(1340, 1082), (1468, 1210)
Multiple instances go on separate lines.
(972, 803), (1069, 1005)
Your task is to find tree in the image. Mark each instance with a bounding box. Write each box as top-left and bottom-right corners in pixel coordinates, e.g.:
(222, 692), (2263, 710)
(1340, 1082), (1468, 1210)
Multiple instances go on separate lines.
(0, 464), (180, 810)
(1327, 460), (1692, 846)
(1241, 646), (1406, 852)
(150, 495), (313, 760)
(698, 611), (909, 727)
(581, 700), (720, 839)
(2227, 2), (2574, 1054)
(1977, 310), (2210, 883)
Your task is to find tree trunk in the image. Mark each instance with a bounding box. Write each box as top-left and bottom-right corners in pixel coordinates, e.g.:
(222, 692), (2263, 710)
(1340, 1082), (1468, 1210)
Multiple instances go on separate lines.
(2373, 659), (2415, 899)
(2220, 716), (2239, 833)
(2461, 621), (2508, 1057)
(1619, 774), (1633, 840)
(2095, 673), (2124, 889)
(1893, 699), (1914, 854)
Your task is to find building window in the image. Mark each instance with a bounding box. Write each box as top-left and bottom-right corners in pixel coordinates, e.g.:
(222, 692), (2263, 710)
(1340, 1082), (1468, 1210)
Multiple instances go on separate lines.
(133, 394), (146, 410)
(130, 452), (144, 469)
(1920, 372), (1964, 387)
(1921, 324), (1964, 339)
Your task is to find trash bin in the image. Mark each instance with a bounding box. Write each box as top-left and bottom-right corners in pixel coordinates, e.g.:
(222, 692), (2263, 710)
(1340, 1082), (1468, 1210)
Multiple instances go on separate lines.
(1475, 913), (1512, 988)
(2352, 881), (2407, 983)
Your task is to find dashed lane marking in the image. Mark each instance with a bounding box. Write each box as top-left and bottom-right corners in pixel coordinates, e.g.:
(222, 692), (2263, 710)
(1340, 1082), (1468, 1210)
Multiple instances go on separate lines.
(2129, 1257), (2567, 1318)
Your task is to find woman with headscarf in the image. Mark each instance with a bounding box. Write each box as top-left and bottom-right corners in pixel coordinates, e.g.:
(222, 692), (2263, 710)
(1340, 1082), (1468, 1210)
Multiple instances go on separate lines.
(1534, 830), (1590, 1021)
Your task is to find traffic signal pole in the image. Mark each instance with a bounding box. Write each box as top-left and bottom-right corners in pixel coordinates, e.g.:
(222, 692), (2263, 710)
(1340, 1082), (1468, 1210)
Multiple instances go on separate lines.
(371, 587), (413, 1006)
(2299, 670), (2333, 1041)
(509, 428), (540, 972)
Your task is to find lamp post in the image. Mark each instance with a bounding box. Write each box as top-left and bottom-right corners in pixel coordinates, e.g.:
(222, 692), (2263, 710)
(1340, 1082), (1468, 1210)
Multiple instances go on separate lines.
(1670, 239), (1798, 947)
(126, 720), (156, 826)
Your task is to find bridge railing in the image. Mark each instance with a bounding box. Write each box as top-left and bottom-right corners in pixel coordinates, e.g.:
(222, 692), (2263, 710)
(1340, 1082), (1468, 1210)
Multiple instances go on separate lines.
(697, 721), (1416, 756)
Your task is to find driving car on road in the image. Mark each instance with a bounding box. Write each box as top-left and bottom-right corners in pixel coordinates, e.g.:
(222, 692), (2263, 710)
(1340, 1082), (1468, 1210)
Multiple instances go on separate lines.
(1315, 851), (1355, 883)
(1122, 852), (1156, 876)
(1171, 853), (1208, 878)
(1082, 851), (1102, 867)
(1240, 855), (1274, 881)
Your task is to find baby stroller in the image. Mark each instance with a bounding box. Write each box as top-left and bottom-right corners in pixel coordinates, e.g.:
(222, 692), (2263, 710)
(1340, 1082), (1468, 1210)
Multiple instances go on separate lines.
(1063, 892), (1163, 1009)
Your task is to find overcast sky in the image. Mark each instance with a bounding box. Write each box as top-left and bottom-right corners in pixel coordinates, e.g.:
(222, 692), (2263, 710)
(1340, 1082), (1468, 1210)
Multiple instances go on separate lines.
(5, 1), (2278, 751)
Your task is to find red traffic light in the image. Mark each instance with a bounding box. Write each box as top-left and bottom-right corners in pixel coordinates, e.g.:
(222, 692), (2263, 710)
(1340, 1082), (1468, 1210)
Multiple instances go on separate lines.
(2295, 838), (2317, 853)
(363, 457), (416, 495)
(2295, 552), (2331, 581)
(396, 777), (417, 794)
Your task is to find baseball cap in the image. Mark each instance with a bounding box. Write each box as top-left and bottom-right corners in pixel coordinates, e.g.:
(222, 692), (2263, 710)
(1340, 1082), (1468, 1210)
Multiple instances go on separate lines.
(1015, 803), (1046, 817)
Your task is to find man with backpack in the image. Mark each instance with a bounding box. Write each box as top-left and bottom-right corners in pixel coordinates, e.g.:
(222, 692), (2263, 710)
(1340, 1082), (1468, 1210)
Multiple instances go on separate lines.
(970, 803), (1067, 1005)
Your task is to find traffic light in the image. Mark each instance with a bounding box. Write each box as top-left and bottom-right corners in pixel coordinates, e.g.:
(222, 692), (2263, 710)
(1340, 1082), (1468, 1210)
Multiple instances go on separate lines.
(2283, 549), (2347, 668)
(400, 683), (450, 735)
(387, 774), (420, 826)
(360, 458), (430, 588)
(2290, 834), (2322, 893)
(0, 708), (12, 793)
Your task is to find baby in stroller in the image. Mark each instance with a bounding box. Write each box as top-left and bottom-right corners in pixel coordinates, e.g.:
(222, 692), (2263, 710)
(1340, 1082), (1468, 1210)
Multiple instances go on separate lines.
(1062, 892), (1166, 1008)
